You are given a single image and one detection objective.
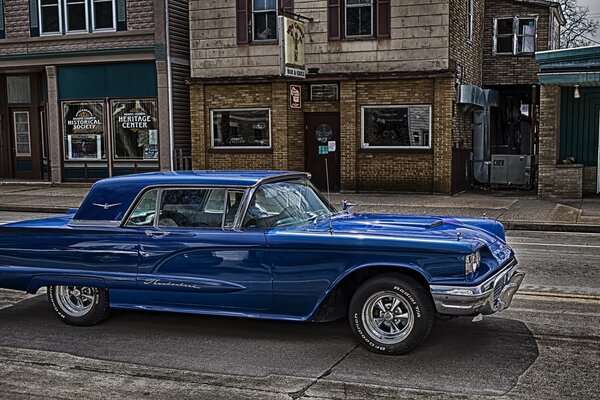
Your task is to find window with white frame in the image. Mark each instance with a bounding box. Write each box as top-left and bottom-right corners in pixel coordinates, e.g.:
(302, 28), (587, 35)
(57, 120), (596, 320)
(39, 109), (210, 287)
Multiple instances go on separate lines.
(466, 0), (474, 42)
(211, 109), (271, 149)
(494, 16), (537, 55)
(13, 112), (31, 156)
(346, 0), (373, 37)
(361, 106), (431, 149)
(252, 0), (277, 41)
(39, 0), (115, 35)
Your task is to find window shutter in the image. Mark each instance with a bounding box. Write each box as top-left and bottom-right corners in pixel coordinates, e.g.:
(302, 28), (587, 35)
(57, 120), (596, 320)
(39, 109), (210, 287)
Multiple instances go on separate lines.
(328, 0), (341, 41)
(236, 0), (249, 44)
(281, 0), (294, 14)
(116, 0), (127, 31)
(376, 0), (390, 38)
(29, 0), (39, 37)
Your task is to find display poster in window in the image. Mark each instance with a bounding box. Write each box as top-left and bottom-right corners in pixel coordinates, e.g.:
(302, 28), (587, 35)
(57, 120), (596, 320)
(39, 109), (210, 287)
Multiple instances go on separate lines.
(278, 16), (306, 78)
(63, 102), (105, 160)
(112, 99), (158, 160)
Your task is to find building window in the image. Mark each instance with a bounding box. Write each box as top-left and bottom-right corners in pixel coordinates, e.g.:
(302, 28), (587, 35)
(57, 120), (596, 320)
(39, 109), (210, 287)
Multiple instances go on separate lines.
(494, 16), (537, 55)
(252, 0), (277, 41)
(211, 109), (271, 149)
(112, 99), (159, 160)
(39, 0), (115, 35)
(361, 106), (432, 149)
(6, 76), (31, 104)
(345, 0), (373, 37)
(13, 112), (31, 156)
(466, 0), (474, 42)
(63, 101), (106, 160)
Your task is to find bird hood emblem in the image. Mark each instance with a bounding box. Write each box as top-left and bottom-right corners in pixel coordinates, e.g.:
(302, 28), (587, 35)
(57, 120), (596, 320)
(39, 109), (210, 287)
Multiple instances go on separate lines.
(92, 203), (122, 210)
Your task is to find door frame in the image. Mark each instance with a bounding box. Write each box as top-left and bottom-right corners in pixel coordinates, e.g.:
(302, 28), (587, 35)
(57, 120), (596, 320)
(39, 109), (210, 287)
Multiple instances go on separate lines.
(304, 112), (341, 192)
(597, 110), (599, 193)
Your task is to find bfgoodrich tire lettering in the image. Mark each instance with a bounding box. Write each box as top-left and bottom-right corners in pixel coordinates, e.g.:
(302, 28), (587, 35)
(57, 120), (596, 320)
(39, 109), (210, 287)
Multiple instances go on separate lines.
(47, 286), (111, 326)
(349, 274), (434, 355)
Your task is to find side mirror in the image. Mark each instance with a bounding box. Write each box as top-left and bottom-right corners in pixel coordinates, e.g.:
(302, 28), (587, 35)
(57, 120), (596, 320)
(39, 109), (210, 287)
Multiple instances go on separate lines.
(341, 200), (356, 213)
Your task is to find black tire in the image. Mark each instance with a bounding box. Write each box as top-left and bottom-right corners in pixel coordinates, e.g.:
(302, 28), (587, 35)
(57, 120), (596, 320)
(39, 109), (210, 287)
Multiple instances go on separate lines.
(349, 274), (434, 355)
(47, 286), (111, 326)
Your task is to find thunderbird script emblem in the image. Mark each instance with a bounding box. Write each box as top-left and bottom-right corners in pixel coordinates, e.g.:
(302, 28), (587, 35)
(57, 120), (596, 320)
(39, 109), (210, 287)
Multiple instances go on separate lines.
(92, 202), (122, 210)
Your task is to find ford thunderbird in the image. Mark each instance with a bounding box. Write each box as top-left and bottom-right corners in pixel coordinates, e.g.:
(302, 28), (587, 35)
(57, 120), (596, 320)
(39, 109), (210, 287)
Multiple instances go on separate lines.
(0, 171), (524, 354)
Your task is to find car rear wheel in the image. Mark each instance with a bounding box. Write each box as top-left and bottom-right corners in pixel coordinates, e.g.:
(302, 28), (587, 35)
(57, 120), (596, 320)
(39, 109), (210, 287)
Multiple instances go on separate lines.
(47, 285), (111, 326)
(349, 274), (434, 355)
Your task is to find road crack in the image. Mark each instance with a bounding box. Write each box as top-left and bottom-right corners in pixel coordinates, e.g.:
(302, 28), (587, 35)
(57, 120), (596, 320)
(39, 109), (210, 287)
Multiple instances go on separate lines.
(290, 344), (360, 400)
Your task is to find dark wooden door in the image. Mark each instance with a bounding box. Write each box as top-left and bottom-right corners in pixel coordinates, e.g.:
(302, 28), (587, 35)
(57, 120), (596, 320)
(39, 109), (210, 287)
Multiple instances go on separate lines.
(305, 113), (340, 191)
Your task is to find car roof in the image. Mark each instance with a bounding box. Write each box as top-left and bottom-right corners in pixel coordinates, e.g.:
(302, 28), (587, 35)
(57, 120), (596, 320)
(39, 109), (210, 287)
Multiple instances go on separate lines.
(71, 171), (309, 224)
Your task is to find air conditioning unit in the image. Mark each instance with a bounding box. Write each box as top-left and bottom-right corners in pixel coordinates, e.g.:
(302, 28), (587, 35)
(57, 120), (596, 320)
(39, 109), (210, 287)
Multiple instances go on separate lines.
(490, 155), (533, 189)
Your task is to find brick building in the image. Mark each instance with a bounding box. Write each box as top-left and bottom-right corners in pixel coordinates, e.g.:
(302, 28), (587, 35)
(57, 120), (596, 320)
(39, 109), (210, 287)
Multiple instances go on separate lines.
(188, 0), (563, 194)
(0, 0), (190, 182)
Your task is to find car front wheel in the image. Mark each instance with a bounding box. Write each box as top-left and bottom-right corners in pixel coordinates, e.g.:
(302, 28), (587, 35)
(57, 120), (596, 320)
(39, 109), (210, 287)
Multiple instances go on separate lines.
(47, 285), (111, 326)
(349, 274), (434, 355)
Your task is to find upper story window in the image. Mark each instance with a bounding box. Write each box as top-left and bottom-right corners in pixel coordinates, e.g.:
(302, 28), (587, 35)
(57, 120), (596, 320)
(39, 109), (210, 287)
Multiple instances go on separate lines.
(466, 0), (474, 42)
(252, 0), (277, 41)
(39, 0), (116, 36)
(345, 0), (373, 38)
(493, 16), (537, 55)
(328, 0), (390, 41)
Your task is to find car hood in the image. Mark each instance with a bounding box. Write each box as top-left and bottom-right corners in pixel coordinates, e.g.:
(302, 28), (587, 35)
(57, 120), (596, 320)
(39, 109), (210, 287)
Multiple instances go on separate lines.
(303, 213), (512, 264)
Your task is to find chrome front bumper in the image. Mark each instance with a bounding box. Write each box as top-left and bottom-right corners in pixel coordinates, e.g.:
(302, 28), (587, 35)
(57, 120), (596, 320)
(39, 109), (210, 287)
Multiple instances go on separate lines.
(430, 259), (525, 316)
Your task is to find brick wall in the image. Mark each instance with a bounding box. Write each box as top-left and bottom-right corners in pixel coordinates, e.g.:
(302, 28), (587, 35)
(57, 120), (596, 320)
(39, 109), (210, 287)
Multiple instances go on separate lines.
(554, 165), (583, 199)
(0, 0), (155, 54)
(449, 0), (484, 87)
(127, 0), (155, 31)
(583, 166), (598, 194)
(191, 77), (455, 193)
(538, 84), (560, 197)
(482, 0), (551, 86)
(3, 0), (28, 38)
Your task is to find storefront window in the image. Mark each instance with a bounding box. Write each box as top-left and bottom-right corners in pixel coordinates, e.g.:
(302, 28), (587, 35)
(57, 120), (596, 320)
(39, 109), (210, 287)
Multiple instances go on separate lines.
(63, 101), (105, 160)
(361, 106), (431, 149)
(112, 99), (158, 160)
(211, 109), (271, 149)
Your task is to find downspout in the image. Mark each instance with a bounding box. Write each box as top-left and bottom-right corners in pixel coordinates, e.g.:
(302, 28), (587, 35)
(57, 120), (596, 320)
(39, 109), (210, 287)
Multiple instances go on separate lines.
(164, 0), (175, 171)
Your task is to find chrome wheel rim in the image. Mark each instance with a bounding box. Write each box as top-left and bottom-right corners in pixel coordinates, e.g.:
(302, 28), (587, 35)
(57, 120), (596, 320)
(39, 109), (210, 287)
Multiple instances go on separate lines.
(362, 291), (415, 345)
(55, 286), (95, 317)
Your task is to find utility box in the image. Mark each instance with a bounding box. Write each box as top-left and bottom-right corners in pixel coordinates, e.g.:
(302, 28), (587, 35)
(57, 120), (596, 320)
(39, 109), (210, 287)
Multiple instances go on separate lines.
(490, 155), (533, 189)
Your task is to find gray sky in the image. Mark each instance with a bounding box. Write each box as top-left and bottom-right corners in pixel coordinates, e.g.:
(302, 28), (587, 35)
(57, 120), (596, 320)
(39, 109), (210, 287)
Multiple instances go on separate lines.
(577, 0), (600, 42)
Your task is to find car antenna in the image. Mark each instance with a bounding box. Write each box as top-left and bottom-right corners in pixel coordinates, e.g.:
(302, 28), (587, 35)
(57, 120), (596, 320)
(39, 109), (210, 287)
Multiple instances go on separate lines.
(325, 158), (333, 234)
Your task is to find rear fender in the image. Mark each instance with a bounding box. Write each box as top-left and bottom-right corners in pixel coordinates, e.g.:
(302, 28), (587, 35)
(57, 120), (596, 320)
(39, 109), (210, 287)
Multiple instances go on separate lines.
(27, 275), (107, 294)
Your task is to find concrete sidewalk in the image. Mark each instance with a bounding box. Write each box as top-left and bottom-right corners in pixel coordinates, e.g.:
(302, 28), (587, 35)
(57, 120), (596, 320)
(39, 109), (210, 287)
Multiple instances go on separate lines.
(0, 183), (599, 232)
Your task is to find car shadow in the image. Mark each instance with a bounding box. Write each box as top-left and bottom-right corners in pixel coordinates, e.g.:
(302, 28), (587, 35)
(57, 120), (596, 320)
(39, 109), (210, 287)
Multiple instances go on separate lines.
(0, 296), (538, 395)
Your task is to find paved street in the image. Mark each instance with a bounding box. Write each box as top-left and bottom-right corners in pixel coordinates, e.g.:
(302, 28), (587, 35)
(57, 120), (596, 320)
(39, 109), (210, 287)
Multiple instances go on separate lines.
(0, 212), (598, 399)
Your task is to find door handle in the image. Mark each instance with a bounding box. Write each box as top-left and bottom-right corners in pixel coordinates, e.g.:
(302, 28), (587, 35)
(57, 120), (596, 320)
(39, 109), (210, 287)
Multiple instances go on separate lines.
(144, 230), (171, 238)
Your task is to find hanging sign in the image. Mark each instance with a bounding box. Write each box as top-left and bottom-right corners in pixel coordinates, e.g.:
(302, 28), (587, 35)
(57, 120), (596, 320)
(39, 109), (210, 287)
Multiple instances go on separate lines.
(279, 16), (306, 79)
(290, 85), (301, 108)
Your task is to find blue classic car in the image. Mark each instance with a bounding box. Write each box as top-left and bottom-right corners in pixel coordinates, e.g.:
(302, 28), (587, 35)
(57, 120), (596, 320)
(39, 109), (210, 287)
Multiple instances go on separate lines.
(0, 171), (524, 354)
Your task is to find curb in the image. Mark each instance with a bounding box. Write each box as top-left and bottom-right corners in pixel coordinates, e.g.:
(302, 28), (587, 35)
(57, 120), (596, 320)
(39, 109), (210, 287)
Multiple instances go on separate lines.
(501, 220), (600, 233)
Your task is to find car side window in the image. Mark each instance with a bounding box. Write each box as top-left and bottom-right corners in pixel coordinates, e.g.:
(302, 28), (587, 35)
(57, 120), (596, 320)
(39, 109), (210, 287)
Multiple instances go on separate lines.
(158, 188), (227, 228)
(125, 189), (158, 227)
(224, 190), (245, 229)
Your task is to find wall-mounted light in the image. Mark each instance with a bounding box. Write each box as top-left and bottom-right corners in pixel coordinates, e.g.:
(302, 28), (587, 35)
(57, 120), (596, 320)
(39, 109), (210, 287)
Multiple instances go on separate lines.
(574, 85), (581, 99)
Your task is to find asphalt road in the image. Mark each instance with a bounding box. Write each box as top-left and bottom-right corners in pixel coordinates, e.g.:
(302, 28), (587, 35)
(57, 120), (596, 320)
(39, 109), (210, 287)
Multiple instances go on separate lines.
(0, 212), (598, 399)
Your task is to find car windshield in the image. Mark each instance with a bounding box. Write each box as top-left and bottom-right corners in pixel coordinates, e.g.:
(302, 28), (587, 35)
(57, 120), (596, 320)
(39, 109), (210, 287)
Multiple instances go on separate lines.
(243, 178), (336, 229)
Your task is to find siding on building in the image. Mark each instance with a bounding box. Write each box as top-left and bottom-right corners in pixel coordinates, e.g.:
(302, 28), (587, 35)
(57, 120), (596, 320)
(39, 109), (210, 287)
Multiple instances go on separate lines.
(190, 0), (452, 79)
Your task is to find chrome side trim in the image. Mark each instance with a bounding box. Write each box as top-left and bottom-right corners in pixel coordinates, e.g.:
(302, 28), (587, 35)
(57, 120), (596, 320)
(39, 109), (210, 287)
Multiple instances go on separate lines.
(68, 219), (121, 228)
(430, 259), (524, 316)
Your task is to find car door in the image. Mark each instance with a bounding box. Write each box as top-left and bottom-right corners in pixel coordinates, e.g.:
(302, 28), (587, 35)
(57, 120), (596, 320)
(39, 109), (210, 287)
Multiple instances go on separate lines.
(126, 187), (272, 311)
